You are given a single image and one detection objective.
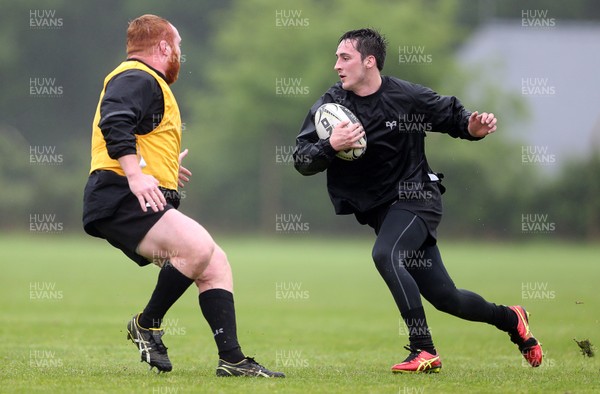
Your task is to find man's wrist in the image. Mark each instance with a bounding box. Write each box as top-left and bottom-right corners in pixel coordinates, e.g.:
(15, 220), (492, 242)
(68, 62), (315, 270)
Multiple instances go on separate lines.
(322, 138), (338, 156)
(117, 154), (143, 179)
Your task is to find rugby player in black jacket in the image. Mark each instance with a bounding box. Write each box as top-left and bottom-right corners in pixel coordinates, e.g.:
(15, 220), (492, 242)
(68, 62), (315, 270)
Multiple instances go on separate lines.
(294, 28), (542, 373)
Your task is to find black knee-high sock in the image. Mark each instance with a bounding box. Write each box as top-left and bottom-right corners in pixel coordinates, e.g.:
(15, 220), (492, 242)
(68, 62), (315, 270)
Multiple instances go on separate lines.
(403, 306), (435, 354)
(138, 262), (194, 329)
(199, 288), (245, 363)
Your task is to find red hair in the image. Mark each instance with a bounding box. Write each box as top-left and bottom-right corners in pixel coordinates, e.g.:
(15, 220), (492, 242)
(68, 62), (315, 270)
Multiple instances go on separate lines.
(126, 14), (174, 56)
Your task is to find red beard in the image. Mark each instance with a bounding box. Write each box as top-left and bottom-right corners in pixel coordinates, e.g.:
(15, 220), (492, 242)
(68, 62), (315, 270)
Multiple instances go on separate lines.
(165, 55), (180, 85)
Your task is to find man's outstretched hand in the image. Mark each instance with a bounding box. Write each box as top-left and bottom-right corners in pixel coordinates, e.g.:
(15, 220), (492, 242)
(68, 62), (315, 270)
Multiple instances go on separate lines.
(468, 111), (497, 138)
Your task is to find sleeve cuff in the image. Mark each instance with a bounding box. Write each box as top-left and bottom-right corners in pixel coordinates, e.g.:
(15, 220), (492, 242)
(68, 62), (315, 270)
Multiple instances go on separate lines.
(321, 138), (338, 157)
(107, 147), (137, 160)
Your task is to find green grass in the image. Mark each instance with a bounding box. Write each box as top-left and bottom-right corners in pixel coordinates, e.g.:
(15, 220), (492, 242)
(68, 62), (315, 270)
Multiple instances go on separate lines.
(1, 234), (599, 393)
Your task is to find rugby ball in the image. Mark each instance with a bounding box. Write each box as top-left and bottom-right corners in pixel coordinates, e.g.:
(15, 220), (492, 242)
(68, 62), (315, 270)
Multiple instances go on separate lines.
(314, 103), (366, 161)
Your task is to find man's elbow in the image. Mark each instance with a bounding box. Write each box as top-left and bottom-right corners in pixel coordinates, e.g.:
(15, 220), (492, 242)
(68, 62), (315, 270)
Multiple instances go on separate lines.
(293, 155), (319, 176)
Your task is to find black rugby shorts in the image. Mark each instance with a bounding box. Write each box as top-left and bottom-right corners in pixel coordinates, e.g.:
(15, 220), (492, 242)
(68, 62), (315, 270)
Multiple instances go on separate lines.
(90, 192), (174, 266)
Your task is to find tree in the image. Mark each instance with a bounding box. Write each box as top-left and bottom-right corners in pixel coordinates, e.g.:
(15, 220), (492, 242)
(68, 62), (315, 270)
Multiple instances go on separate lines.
(536, 154), (600, 239)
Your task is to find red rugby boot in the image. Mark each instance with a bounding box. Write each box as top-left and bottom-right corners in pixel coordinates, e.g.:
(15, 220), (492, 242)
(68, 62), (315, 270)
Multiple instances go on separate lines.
(508, 305), (543, 367)
(391, 345), (441, 373)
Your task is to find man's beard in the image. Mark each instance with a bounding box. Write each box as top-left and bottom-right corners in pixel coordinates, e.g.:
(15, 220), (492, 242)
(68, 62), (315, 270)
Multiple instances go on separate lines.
(165, 56), (180, 85)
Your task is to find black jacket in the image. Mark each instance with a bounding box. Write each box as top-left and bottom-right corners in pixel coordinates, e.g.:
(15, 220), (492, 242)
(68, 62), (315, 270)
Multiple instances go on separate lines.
(294, 76), (482, 216)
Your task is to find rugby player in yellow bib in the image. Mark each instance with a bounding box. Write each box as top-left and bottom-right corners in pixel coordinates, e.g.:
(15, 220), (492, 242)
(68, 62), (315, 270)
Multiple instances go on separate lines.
(83, 14), (283, 378)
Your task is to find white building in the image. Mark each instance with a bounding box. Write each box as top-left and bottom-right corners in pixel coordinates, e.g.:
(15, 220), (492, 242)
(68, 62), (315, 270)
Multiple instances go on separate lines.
(458, 20), (600, 163)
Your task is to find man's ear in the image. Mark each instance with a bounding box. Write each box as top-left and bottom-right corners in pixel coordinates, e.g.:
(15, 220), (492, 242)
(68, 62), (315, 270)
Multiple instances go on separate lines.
(364, 55), (376, 69)
(159, 40), (169, 55)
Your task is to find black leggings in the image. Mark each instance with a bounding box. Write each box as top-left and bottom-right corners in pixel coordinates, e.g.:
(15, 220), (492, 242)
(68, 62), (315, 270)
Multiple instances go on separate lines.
(371, 206), (510, 330)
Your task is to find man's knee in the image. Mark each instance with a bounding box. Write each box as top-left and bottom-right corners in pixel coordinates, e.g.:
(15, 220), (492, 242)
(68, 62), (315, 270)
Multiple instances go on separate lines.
(211, 246), (228, 266)
(177, 240), (215, 276)
(372, 243), (393, 272)
(194, 246), (232, 287)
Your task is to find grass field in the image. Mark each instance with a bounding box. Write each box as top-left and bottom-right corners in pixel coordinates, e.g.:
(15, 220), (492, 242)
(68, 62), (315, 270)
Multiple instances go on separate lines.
(1, 234), (599, 393)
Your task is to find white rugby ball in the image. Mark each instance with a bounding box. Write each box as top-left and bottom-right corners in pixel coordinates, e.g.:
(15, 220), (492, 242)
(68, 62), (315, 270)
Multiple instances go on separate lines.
(314, 103), (366, 161)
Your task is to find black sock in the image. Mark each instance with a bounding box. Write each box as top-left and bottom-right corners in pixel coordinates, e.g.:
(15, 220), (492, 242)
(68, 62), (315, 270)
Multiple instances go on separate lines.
(493, 305), (519, 333)
(199, 288), (245, 363)
(138, 262), (194, 329)
(404, 306), (436, 354)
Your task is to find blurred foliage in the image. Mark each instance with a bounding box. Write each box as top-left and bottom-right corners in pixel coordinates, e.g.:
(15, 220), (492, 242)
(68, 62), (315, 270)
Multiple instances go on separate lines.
(1, 0), (598, 239)
(536, 154), (600, 240)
